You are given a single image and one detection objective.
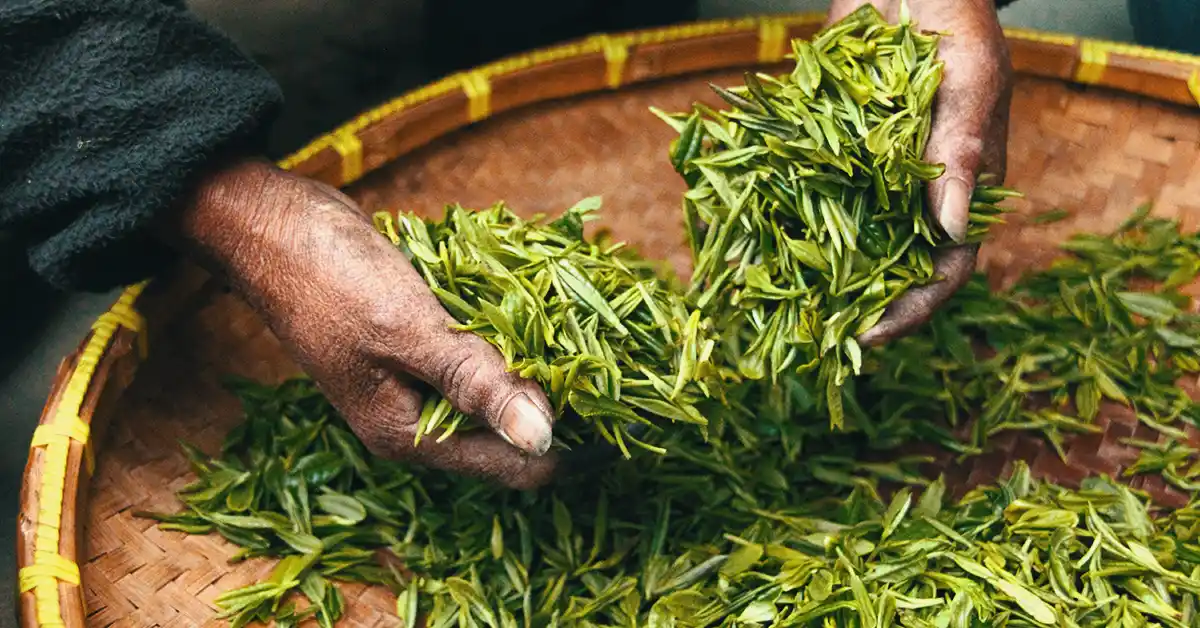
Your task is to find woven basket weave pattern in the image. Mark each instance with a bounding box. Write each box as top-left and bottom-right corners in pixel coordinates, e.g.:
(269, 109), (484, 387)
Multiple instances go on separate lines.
(15, 15), (1200, 628)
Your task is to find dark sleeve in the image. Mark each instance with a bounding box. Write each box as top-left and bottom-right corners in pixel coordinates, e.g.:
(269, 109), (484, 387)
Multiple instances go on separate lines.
(0, 0), (283, 293)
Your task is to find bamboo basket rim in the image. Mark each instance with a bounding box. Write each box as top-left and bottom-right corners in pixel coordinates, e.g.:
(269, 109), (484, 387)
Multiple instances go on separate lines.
(15, 12), (1200, 628)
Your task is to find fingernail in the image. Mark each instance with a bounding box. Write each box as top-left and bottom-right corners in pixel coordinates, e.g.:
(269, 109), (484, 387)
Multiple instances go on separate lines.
(938, 178), (971, 244)
(856, 322), (891, 348)
(499, 394), (553, 456)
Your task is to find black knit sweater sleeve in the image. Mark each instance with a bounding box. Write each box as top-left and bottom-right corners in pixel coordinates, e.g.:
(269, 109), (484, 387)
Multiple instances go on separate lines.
(0, 0), (282, 293)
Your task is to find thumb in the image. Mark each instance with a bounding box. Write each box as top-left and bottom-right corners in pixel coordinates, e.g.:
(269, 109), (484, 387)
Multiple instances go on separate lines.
(923, 75), (989, 244)
(357, 218), (558, 457)
(919, 18), (1010, 243)
(397, 326), (556, 456)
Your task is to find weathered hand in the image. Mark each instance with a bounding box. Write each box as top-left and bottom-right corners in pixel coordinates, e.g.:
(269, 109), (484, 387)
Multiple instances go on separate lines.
(826, 0), (1012, 346)
(169, 160), (559, 489)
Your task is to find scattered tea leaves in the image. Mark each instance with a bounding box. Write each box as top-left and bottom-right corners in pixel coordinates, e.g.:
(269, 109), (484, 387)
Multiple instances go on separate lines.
(842, 208), (1200, 458)
(151, 388), (1200, 628)
(1030, 208), (1071, 224)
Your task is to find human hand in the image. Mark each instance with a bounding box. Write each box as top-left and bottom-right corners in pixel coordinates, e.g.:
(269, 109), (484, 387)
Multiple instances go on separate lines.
(825, 0), (1012, 347)
(168, 160), (559, 489)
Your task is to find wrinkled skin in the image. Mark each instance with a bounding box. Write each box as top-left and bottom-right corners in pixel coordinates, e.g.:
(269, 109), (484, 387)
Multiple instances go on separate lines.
(169, 160), (560, 490)
(827, 0), (1012, 347)
(165, 0), (1009, 490)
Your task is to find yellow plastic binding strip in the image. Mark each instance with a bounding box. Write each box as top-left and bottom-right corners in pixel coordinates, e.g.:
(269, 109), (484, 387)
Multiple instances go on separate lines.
(1189, 69), (1200, 107)
(275, 76), (462, 172)
(19, 553), (80, 591)
(592, 35), (630, 89)
(329, 130), (364, 186)
(90, 297), (146, 359)
(1002, 27), (1077, 47)
(630, 17), (756, 46)
(19, 552), (80, 628)
(461, 71), (493, 122)
(757, 17), (789, 64)
(24, 280), (148, 628)
(30, 420), (90, 448)
(1081, 39), (1200, 65)
(30, 415), (94, 480)
(31, 418), (95, 477)
(1075, 40), (1109, 85)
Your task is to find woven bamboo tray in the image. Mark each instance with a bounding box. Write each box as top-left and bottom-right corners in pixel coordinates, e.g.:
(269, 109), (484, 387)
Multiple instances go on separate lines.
(16, 13), (1200, 628)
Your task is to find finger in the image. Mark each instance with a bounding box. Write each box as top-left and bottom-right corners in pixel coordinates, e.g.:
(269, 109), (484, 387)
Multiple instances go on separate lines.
(920, 15), (1010, 243)
(357, 235), (558, 457)
(347, 372), (559, 490)
(824, 0), (893, 25)
(373, 281), (556, 455)
(857, 244), (978, 347)
(410, 332), (557, 456)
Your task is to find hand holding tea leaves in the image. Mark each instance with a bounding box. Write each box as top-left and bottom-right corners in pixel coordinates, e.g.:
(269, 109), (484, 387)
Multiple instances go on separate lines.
(655, 5), (1016, 427)
(826, 0), (1012, 346)
(371, 200), (722, 458)
(168, 159), (560, 490)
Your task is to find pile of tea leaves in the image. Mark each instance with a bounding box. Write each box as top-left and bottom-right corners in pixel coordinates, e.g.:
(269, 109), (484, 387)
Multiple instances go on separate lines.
(370, 197), (727, 455)
(651, 5), (1017, 428)
(143, 206), (1200, 628)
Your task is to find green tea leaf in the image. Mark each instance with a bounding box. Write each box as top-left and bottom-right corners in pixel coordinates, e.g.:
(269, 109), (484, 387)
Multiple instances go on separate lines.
(1116, 291), (1179, 322)
(316, 492), (367, 526)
